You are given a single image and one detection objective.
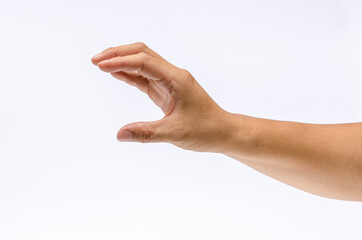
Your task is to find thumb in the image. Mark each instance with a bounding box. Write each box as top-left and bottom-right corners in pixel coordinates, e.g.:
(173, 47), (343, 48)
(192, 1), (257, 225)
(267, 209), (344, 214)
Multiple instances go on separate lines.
(117, 119), (167, 143)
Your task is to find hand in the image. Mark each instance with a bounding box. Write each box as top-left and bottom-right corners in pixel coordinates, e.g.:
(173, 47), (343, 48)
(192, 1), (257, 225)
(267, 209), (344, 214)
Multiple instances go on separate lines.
(91, 42), (235, 152)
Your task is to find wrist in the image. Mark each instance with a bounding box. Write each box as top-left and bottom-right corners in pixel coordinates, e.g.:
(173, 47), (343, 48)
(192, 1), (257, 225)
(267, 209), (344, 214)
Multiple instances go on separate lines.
(216, 111), (258, 158)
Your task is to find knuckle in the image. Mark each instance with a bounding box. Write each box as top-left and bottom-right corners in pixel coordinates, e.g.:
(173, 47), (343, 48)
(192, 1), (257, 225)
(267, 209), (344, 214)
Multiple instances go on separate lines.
(137, 52), (149, 71)
(138, 51), (149, 60)
(139, 127), (152, 143)
(104, 46), (115, 53)
(135, 42), (148, 51)
(179, 68), (195, 83)
(179, 68), (192, 78)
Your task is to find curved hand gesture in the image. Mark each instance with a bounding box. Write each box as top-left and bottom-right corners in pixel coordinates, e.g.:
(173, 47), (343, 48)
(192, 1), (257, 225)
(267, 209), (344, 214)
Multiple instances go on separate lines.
(92, 42), (233, 152)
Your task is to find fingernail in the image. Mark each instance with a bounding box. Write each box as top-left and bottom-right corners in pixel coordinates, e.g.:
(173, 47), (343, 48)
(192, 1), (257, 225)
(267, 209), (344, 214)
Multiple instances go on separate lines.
(91, 53), (102, 64)
(117, 131), (133, 142)
(92, 53), (102, 59)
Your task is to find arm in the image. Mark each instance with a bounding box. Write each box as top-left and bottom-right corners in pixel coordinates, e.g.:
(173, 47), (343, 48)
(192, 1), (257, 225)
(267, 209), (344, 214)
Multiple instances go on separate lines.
(224, 114), (362, 201)
(91, 42), (362, 201)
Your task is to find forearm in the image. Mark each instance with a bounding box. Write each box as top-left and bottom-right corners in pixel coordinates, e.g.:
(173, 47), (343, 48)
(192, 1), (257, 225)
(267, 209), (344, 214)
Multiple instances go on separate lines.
(222, 113), (362, 201)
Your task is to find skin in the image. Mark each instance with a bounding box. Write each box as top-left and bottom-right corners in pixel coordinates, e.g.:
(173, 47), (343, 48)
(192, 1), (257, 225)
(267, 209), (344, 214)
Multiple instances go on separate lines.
(91, 42), (362, 201)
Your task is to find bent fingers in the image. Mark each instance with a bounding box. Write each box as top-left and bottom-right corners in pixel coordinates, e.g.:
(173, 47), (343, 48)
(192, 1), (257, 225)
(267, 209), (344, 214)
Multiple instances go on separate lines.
(98, 52), (174, 81)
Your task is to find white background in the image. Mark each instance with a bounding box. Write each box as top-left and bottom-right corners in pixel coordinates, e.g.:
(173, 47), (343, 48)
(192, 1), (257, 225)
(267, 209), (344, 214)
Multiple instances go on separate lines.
(0, 0), (361, 239)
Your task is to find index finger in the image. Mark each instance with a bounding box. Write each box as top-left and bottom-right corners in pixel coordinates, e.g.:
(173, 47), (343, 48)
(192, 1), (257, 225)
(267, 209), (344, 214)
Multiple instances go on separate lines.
(91, 42), (167, 65)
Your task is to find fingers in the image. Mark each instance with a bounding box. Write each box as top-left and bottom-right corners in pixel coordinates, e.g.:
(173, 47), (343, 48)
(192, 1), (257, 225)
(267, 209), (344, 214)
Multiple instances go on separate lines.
(97, 52), (174, 81)
(110, 71), (149, 93)
(91, 42), (167, 65)
(117, 119), (168, 143)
